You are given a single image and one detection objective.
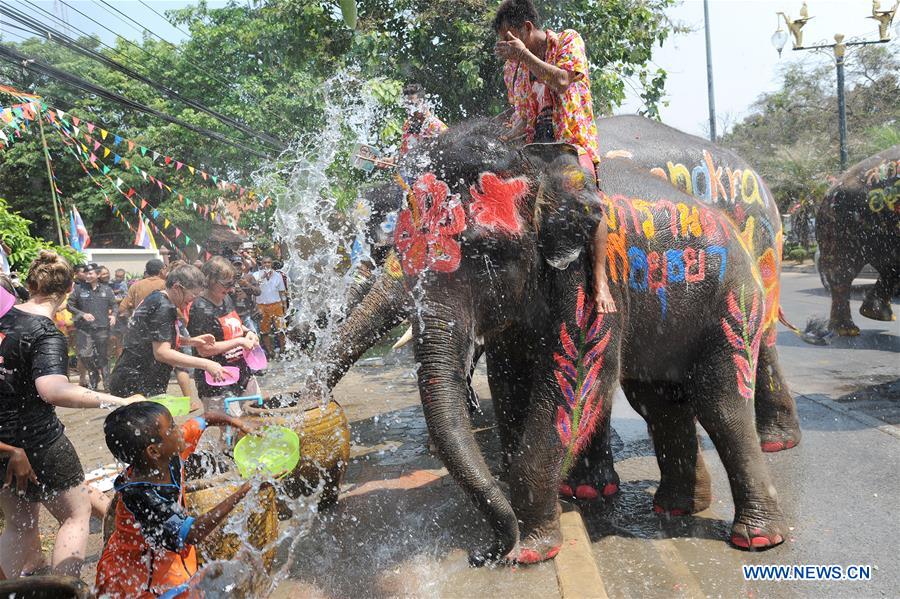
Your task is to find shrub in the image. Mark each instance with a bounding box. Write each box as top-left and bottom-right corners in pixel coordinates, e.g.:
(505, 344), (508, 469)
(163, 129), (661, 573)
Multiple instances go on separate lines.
(0, 198), (83, 272)
(788, 248), (808, 263)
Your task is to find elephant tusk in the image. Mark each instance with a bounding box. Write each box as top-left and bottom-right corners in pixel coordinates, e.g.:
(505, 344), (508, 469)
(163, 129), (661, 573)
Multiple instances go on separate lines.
(392, 325), (414, 350)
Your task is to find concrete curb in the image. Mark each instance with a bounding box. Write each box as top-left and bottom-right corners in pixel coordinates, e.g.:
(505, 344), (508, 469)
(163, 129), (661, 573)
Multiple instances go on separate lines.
(555, 503), (608, 599)
(797, 393), (900, 441)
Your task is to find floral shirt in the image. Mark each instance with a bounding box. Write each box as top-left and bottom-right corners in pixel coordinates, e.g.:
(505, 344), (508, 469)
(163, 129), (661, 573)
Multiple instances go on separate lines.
(503, 29), (600, 165)
(399, 113), (449, 158)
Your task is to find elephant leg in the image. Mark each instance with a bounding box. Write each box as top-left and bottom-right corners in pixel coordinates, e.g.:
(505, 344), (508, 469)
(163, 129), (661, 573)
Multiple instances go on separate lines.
(485, 333), (534, 478)
(825, 257), (863, 336)
(622, 380), (711, 515)
(508, 310), (622, 564)
(754, 343), (801, 452)
(860, 269), (898, 322)
(689, 354), (785, 550)
(559, 398), (618, 501)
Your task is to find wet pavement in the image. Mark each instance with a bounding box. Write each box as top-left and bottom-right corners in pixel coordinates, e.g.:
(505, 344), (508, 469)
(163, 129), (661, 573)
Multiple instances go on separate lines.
(584, 268), (899, 598)
(50, 268), (897, 597)
(281, 268), (898, 598)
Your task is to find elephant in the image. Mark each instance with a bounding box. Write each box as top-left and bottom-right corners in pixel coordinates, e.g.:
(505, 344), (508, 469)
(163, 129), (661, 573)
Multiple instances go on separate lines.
(345, 118), (787, 564)
(315, 115), (801, 456)
(816, 145), (899, 336)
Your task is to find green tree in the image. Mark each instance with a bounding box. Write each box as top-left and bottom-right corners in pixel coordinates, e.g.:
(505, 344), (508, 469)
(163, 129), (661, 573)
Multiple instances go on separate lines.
(0, 197), (82, 272)
(722, 45), (900, 214)
(1, 0), (678, 250)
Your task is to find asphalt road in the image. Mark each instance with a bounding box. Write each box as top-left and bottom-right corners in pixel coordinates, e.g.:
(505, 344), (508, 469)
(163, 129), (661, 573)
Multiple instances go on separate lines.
(584, 268), (899, 598)
(279, 267), (898, 599)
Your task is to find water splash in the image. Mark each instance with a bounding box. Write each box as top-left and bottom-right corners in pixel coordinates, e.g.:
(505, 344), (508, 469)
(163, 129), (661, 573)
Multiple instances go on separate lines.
(250, 71), (397, 395)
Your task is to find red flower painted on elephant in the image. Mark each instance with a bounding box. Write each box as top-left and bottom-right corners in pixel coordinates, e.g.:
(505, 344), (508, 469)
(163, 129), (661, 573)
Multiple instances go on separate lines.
(394, 172), (466, 276)
(720, 287), (764, 401)
(468, 172), (529, 234)
(554, 287), (613, 474)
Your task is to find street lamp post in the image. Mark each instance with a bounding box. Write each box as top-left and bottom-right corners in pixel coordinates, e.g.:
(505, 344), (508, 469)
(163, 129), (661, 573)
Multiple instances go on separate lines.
(771, 1), (898, 172)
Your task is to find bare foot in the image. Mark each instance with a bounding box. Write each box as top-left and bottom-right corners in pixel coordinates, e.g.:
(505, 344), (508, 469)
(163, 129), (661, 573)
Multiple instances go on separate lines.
(594, 280), (617, 313)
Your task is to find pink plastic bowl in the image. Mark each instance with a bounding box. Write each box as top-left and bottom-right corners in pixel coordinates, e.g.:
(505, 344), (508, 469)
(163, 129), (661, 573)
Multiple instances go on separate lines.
(243, 345), (268, 371)
(205, 365), (240, 386)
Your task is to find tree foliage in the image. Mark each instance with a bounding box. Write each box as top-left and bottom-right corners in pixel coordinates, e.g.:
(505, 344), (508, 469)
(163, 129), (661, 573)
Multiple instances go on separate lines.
(1, 0), (676, 251)
(722, 45), (900, 215)
(0, 197), (82, 272)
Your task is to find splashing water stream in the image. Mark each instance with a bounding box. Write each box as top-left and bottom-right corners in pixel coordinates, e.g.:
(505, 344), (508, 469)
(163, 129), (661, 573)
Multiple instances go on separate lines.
(184, 71), (417, 597)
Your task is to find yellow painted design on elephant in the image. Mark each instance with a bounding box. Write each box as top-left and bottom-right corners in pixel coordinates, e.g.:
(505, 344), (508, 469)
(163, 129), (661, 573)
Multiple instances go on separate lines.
(385, 252), (403, 279)
(667, 161), (692, 195)
(631, 199), (656, 239)
(677, 203), (703, 238)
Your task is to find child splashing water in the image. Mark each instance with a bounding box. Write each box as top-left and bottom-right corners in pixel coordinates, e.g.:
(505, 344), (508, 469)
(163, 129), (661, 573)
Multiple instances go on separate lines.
(95, 402), (257, 598)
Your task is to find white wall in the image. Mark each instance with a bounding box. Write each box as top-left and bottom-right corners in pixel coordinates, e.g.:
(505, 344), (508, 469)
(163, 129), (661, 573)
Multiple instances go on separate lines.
(82, 248), (161, 276)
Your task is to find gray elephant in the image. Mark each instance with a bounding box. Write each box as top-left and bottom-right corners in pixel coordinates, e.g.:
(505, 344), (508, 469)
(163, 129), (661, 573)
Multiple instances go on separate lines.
(318, 116), (801, 457)
(315, 119), (787, 565)
(816, 145), (899, 335)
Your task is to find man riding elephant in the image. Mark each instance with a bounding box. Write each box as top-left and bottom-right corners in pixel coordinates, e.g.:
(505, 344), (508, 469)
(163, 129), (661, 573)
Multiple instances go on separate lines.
(816, 145), (899, 336)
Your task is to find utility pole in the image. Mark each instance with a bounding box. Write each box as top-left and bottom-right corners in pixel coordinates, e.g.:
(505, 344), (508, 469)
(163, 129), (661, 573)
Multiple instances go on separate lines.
(703, 0), (717, 142)
(36, 103), (65, 245)
(772, 2), (897, 172)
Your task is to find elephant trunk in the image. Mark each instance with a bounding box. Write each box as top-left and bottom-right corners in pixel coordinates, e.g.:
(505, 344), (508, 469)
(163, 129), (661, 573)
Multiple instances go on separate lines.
(319, 265), (408, 391)
(413, 292), (519, 564)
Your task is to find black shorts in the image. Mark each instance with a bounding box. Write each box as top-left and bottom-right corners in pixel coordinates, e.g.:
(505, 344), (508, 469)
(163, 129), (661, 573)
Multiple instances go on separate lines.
(75, 328), (109, 360)
(109, 366), (168, 398)
(0, 433), (85, 503)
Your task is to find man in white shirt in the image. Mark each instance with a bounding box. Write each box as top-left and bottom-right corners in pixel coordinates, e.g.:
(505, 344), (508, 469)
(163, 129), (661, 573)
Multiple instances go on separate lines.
(253, 256), (287, 356)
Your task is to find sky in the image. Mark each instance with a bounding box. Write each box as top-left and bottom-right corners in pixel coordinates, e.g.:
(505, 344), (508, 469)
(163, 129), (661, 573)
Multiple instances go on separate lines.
(4, 1), (899, 138)
(619, 0), (900, 136)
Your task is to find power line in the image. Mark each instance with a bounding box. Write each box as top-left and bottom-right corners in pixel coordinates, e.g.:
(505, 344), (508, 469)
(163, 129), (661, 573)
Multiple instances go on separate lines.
(138, 0), (191, 40)
(17, 0), (164, 79)
(92, 0), (296, 134)
(0, 42), (269, 158)
(0, 4), (285, 149)
(95, 0), (170, 45)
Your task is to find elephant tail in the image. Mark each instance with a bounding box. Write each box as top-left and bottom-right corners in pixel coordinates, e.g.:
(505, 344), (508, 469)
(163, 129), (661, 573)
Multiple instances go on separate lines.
(779, 307), (831, 346)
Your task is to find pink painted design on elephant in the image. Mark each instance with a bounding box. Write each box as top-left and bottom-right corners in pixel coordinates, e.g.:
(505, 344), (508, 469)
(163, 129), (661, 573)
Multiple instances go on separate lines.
(395, 173), (466, 276)
(721, 288), (764, 401)
(468, 172), (529, 234)
(554, 286), (612, 474)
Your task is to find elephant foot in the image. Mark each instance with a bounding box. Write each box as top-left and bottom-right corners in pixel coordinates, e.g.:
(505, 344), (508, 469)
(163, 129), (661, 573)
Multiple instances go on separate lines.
(758, 425), (801, 453)
(504, 522), (563, 565)
(653, 479), (711, 516)
(560, 465), (620, 501)
(760, 438), (798, 453)
(729, 521), (785, 551)
(829, 318), (860, 336)
(559, 482), (619, 500)
(860, 296), (895, 322)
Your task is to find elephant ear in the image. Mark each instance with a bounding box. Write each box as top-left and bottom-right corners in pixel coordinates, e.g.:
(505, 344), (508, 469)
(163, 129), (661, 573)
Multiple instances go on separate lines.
(524, 144), (602, 271)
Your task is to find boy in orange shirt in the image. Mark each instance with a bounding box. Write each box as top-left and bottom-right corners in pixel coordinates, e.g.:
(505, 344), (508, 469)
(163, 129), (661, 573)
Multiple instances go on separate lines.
(95, 402), (255, 598)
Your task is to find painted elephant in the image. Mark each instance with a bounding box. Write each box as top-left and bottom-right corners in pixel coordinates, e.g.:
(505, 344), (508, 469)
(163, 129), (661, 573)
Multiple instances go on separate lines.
(316, 115), (800, 456)
(816, 145), (899, 335)
(361, 119), (787, 564)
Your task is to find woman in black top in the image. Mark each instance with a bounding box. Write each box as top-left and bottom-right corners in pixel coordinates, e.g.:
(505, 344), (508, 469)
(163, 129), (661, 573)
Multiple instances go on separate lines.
(0, 251), (136, 578)
(188, 257), (261, 410)
(109, 264), (224, 398)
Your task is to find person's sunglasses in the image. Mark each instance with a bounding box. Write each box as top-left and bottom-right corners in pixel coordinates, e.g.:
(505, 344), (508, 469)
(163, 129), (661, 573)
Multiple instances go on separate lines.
(175, 283), (200, 301)
(218, 279), (236, 289)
